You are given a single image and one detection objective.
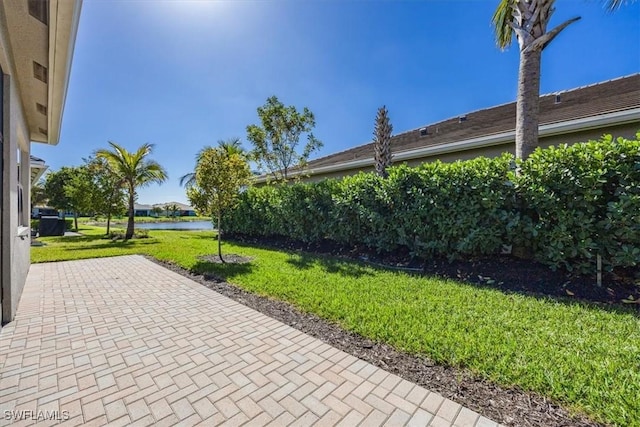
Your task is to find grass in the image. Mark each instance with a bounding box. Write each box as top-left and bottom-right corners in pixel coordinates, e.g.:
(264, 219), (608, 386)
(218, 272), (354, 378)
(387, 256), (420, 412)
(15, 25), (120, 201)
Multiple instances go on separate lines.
(76, 215), (210, 225)
(32, 226), (640, 426)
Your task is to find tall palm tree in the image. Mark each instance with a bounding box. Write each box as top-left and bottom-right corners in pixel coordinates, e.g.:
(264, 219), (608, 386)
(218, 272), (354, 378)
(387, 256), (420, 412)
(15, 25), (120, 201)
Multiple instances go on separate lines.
(493, 0), (632, 159)
(180, 138), (246, 188)
(493, 0), (580, 159)
(96, 142), (167, 239)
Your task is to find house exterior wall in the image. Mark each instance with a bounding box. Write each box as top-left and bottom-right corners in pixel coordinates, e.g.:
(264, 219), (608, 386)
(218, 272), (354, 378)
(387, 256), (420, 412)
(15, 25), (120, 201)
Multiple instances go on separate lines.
(295, 121), (639, 183)
(0, 71), (32, 325)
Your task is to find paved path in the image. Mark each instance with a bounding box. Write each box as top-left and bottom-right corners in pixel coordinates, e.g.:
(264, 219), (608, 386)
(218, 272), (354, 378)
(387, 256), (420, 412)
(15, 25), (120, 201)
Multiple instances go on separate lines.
(0, 255), (499, 426)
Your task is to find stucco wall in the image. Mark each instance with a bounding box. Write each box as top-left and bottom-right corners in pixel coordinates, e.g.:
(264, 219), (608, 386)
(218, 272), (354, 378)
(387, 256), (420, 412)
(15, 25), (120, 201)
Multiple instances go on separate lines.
(1, 33), (32, 325)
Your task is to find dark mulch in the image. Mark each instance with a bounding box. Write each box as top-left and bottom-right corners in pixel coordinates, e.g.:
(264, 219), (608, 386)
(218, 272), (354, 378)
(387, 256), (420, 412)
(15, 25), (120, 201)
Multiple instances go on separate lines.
(149, 254), (604, 427)
(228, 234), (640, 307)
(198, 254), (254, 264)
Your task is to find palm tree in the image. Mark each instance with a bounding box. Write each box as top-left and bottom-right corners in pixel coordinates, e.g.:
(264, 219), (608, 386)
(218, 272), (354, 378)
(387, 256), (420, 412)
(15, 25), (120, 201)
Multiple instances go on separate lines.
(493, 0), (580, 159)
(96, 142), (167, 239)
(493, 0), (633, 160)
(373, 105), (393, 178)
(180, 138), (246, 188)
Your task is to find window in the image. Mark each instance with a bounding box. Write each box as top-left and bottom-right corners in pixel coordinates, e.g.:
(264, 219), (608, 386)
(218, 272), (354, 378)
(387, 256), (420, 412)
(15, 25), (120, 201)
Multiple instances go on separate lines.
(28, 0), (49, 25)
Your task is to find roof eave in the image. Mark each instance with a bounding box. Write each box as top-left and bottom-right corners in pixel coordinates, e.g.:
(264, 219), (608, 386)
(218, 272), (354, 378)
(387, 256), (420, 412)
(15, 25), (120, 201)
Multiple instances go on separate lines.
(45, 0), (82, 146)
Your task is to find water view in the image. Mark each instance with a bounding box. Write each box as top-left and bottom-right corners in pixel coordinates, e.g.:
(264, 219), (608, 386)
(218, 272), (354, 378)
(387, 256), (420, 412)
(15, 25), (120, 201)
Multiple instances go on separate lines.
(135, 221), (213, 230)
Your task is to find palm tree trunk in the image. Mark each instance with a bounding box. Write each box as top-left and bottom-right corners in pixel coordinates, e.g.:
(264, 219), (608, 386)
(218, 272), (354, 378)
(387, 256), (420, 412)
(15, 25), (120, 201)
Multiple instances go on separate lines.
(515, 48), (542, 160)
(126, 188), (135, 240)
(217, 212), (225, 263)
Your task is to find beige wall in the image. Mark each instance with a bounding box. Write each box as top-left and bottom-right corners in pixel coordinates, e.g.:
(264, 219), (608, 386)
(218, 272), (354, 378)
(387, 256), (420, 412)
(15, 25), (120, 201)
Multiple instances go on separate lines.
(1, 17), (33, 326)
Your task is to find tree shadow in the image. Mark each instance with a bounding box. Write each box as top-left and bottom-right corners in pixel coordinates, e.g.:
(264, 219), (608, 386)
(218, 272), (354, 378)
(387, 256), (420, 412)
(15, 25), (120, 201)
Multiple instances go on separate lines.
(66, 239), (158, 251)
(285, 253), (376, 278)
(190, 259), (254, 281)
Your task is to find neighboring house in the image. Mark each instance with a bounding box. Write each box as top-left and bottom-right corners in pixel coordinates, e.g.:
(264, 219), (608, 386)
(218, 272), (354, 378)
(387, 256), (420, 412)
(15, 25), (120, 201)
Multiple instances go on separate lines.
(153, 202), (197, 217)
(256, 74), (640, 183)
(133, 203), (153, 217)
(1, 1), (81, 326)
(29, 155), (47, 184)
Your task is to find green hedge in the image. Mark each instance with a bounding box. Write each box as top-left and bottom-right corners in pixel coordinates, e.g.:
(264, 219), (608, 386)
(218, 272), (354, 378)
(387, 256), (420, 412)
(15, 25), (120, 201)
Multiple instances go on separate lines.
(226, 133), (640, 274)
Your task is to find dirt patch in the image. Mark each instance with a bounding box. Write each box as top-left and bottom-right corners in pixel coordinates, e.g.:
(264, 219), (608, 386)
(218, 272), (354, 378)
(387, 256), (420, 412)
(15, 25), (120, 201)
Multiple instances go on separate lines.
(148, 256), (603, 427)
(198, 254), (254, 264)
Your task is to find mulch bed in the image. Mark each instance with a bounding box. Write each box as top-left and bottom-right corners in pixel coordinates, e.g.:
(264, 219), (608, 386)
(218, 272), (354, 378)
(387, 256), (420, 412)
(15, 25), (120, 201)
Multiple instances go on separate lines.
(149, 244), (610, 426)
(197, 254), (254, 264)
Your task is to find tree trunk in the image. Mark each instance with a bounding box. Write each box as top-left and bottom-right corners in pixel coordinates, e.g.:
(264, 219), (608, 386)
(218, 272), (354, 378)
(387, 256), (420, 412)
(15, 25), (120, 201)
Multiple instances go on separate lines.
(106, 210), (112, 235)
(515, 48), (542, 160)
(74, 211), (78, 231)
(217, 213), (225, 263)
(126, 187), (135, 240)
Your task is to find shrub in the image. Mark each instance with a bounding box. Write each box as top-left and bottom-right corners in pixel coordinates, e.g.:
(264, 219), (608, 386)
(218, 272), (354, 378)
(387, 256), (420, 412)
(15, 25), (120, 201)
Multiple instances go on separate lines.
(226, 133), (640, 275)
(514, 133), (640, 273)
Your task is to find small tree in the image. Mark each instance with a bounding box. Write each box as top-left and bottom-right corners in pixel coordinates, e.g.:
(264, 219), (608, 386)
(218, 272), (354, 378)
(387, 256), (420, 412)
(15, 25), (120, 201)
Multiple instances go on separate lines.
(247, 96), (322, 182)
(151, 206), (163, 218)
(186, 145), (252, 262)
(85, 156), (126, 235)
(373, 105), (393, 178)
(31, 179), (47, 210)
(44, 167), (74, 216)
(64, 166), (98, 231)
(165, 203), (180, 219)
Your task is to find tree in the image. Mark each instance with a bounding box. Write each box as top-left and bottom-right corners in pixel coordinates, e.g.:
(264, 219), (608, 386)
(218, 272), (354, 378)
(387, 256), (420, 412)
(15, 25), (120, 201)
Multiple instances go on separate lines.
(180, 138), (246, 189)
(186, 144), (252, 262)
(43, 167), (75, 216)
(31, 179), (47, 209)
(96, 142), (167, 240)
(165, 203), (180, 219)
(85, 156), (126, 235)
(246, 96), (322, 182)
(493, 0), (581, 159)
(373, 105), (393, 178)
(64, 166), (97, 231)
(151, 206), (163, 217)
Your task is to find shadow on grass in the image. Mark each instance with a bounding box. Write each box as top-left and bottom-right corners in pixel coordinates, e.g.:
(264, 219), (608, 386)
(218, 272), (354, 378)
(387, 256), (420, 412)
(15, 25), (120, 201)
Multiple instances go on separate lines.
(285, 253), (375, 279)
(190, 260), (254, 281)
(66, 239), (158, 251)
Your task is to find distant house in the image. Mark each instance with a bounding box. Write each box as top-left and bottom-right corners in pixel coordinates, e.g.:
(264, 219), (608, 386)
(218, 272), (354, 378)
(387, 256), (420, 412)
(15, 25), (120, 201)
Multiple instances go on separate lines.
(153, 202), (197, 217)
(29, 155), (48, 184)
(133, 204), (153, 217)
(256, 74), (640, 183)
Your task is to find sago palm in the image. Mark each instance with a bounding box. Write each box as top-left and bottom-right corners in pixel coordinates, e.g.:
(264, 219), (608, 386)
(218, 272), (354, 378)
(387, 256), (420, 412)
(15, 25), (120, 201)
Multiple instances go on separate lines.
(96, 142), (167, 239)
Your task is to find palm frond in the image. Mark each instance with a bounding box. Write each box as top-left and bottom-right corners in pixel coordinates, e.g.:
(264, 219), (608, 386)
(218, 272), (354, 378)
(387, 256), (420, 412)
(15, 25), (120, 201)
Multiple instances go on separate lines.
(493, 0), (517, 49)
(604, 0), (628, 10)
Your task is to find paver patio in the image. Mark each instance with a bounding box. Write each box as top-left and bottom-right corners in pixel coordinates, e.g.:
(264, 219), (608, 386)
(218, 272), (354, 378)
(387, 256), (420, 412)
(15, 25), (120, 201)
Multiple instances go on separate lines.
(0, 255), (500, 426)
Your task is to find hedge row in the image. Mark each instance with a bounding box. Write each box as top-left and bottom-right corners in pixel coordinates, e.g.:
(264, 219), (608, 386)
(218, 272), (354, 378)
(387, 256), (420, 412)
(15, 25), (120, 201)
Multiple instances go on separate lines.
(226, 133), (640, 274)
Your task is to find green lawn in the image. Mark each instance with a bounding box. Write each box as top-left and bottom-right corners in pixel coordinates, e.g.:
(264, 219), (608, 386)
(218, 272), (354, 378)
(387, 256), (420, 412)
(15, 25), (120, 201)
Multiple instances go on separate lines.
(77, 215), (210, 225)
(32, 226), (640, 426)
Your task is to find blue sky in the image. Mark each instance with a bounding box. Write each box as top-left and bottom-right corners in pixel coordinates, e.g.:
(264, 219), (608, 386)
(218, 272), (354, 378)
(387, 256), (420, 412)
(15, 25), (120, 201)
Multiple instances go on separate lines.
(33, 0), (640, 205)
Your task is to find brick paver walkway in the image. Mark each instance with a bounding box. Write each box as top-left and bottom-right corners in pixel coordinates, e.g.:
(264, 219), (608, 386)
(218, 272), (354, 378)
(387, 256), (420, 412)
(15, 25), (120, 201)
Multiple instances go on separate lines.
(0, 255), (500, 426)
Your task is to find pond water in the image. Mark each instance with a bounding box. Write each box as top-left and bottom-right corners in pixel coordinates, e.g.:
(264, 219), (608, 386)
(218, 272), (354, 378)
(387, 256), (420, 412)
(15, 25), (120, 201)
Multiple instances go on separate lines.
(135, 221), (214, 230)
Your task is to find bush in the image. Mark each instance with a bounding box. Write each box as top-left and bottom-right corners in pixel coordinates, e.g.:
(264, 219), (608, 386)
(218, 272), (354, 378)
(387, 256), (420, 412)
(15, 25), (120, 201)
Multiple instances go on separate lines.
(514, 133), (640, 273)
(226, 133), (640, 275)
